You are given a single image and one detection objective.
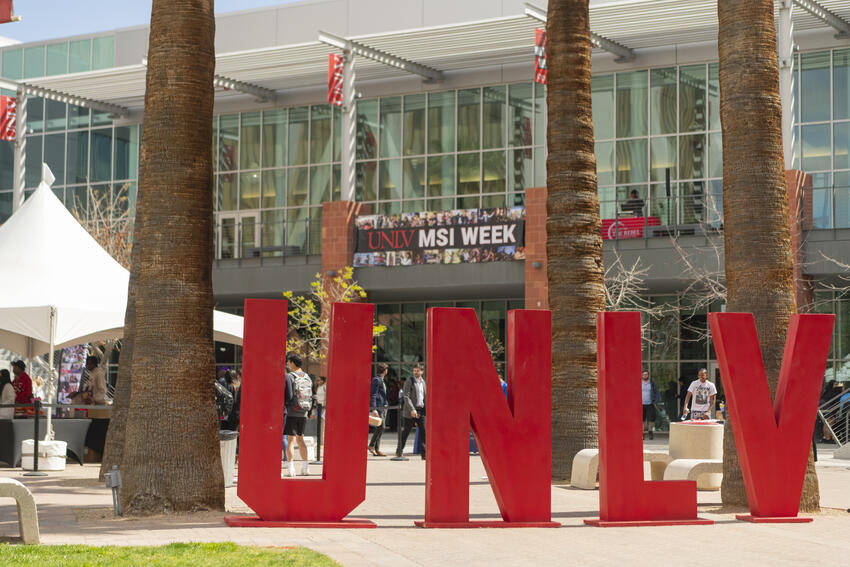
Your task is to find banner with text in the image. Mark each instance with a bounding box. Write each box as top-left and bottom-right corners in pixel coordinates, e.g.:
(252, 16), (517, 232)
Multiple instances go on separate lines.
(354, 207), (526, 267)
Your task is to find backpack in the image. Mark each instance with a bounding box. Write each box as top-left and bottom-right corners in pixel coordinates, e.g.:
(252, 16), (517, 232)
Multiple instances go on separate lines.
(215, 381), (234, 419)
(287, 371), (313, 412)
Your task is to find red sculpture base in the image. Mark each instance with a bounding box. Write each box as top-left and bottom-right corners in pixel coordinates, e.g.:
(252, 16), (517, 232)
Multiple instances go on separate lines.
(414, 520), (560, 529)
(584, 518), (714, 528)
(224, 515), (377, 528)
(735, 514), (813, 524)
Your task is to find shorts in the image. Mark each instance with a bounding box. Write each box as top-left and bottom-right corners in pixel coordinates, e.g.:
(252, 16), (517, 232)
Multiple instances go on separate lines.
(642, 404), (656, 422)
(283, 415), (307, 436)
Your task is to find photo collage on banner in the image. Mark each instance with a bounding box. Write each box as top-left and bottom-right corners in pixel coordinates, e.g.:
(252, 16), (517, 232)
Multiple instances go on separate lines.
(353, 207), (526, 267)
(58, 345), (88, 405)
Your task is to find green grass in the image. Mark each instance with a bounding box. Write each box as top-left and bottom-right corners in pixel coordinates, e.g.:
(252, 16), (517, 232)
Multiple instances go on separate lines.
(0, 542), (340, 566)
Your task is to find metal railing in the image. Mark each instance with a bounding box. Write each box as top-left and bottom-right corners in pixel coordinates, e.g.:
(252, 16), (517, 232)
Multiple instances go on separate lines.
(804, 185), (850, 230)
(818, 390), (850, 448)
(213, 218), (319, 264)
(600, 192), (723, 240)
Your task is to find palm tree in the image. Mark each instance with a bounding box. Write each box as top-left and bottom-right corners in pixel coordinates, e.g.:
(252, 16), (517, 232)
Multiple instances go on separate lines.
(546, 0), (606, 481)
(717, 0), (818, 511)
(119, 0), (222, 513)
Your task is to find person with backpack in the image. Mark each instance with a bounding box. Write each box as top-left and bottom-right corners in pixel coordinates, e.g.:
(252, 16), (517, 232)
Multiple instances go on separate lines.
(368, 363), (389, 456)
(284, 353), (312, 477)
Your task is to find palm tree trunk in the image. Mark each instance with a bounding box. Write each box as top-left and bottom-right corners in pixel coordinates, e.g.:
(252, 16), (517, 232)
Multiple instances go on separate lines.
(718, 0), (818, 511)
(546, 0), (605, 482)
(120, 0), (222, 513)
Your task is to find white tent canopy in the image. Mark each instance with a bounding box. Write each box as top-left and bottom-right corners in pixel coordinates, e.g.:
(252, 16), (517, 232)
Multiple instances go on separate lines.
(0, 175), (244, 359)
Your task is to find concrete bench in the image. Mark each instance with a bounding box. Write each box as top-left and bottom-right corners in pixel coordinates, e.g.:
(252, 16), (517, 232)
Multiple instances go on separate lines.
(0, 478), (40, 543)
(663, 458), (723, 490)
(570, 449), (674, 489)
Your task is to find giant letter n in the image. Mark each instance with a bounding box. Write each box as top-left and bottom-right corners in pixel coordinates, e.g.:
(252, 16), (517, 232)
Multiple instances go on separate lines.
(586, 311), (712, 527)
(708, 313), (833, 522)
(224, 299), (376, 527)
(418, 308), (558, 528)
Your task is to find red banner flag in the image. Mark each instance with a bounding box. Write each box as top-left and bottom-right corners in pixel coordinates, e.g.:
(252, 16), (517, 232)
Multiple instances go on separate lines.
(0, 1), (14, 25)
(328, 53), (344, 107)
(0, 96), (16, 141)
(534, 29), (547, 85)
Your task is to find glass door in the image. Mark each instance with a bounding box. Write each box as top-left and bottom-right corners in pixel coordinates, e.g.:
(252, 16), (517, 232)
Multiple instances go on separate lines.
(217, 212), (260, 259)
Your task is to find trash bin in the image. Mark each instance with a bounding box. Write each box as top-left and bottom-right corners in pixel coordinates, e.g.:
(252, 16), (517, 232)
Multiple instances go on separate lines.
(219, 430), (238, 487)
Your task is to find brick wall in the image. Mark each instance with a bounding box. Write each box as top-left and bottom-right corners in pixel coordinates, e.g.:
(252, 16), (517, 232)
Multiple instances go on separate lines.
(524, 186), (548, 309)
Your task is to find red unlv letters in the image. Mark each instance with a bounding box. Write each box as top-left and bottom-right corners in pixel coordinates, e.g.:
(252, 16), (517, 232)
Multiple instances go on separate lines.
(230, 303), (833, 528)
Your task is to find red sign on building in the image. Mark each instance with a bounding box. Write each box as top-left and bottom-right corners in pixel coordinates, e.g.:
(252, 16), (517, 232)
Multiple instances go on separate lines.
(601, 216), (661, 240)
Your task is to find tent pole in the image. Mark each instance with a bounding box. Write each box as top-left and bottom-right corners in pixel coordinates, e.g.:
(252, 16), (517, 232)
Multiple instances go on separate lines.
(44, 306), (56, 441)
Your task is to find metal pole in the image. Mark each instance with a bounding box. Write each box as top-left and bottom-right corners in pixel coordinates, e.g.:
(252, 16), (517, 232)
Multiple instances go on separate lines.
(45, 306), (56, 441)
(12, 87), (26, 212)
(23, 399), (47, 477)
(779, 0), (796, 170)
(342, 51), (356, 201)
(312, 403), (323, 464)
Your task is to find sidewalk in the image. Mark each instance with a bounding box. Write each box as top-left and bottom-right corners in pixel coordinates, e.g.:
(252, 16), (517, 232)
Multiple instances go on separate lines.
(1, 433), (848, 566)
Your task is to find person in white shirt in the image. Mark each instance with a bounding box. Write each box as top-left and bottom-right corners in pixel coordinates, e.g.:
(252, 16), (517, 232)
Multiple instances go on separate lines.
(0, 369), (15, 419)
(682, 368), (717, 420)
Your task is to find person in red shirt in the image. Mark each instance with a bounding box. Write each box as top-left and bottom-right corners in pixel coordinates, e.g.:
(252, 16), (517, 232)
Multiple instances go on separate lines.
(10, 360), (33, 405)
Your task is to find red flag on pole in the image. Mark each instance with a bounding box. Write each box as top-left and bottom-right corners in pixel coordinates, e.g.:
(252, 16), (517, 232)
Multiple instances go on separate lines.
(328, 53), (344, 107)
(0, 96), (16, 141)
(534, 29), (547, 86)
(0, 1), (16, 24)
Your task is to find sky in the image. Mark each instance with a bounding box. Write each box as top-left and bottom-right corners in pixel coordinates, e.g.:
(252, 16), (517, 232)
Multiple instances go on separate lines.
(0, 0), (303, 43)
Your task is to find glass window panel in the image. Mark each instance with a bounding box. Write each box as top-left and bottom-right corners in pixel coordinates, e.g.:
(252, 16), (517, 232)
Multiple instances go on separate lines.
(482, 193), (506, 208)
(287, 167), (308, 207)
(376, 304), (401, 363)
(534, 82), (547, 148)
(356, 99), (378, 160)
(262, 168), (286, 208)
(402, 199), (425, 213)
(810, 172), (833, 229)
(309, 207), (322, 255)
(91, 110), (111, 127)
(616, 186), (646, 218)
(44, 133), (65, 185)
(114, 126), (138, 180)
(592, 75), (614, 140)
(427, 155), (454, 197)
(835, 49), (850, 121)
(616, 138), (648, 184)
(708, 132), (722, 178)
(23, 46), (44, 79)
(403, 157), (425, 199)
(380, 97), (402, 158)
(458, 88), (481, 151)
(599, 186), (616, 220)
(679, 181), (707, 224)
(288, 107), (309, 165)
(834, 171), (850, 228)
(403, 94), (426, 156)
(482, 150), (506, 193)
(650, 296), (679, 359)
(482, 86), (505, 149)
(2, 48), (22, 80)
(333, 105), (341, 162)
(509, 147), (533, 193)
(0, 141), (11, 189)
(802, 123), (831, 171)
(401, 304), (425, 362)
(332, 164), (341, 201)
(68, 105), (89, 129)
(44, 99), (66, 131)
(649, 184), (675, 225)
(616, 70), (648, 138)
(428, 197), (454, 210)
(508, 83), (534, 149)
(379, 159), (402, 201)
(25, 135), (42, 188)
(534, 146), (546, 187)
(219, 114), (239, 172)
(28, 98), (45, 133)
(650, 67), (677, 135)
(66, 130), (89, 185)
(801, 51), (830, 123)
(311, 104), (332, 163)
(262, 109), (286, 168)
(678, 65), (707, 133)
(67, 186), (87, 217)
(428, 91), (455, 154)
(217, 175), (237, 211)
(457, 153), (480, 195)
(706, 179), (723, 228)
(69, 40), (91, 73)
(457, 195), (479, 209)
(92, 36), (115, 70)
(679, 134), (706, 180)
(650, 136), (676, 182)
(595, 141), (615, 187)
(835, 122), (850, 170)
(240, 112), (261, 170)
(356, 161), (378, 201)
(46, 43), (68, 76)
(90, 128), (112, 182)
(240, 171), (260, 210)
(310, 165), (331, 205)
(286, 208), (308, 254)
(0, 191), (11, 222)
(708, 63), (720, 131)
(261, 209), (285, 256)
